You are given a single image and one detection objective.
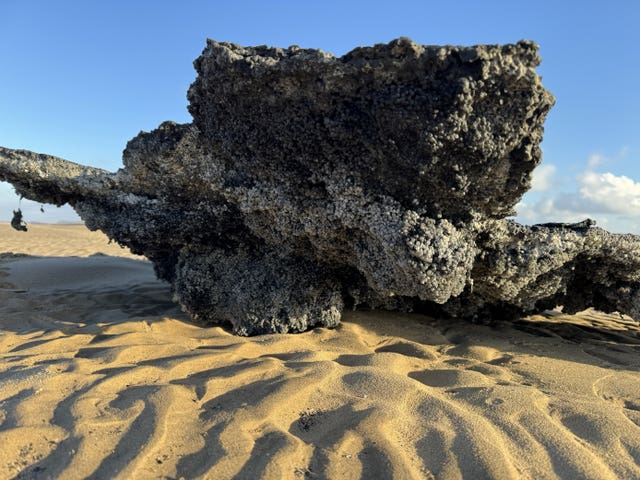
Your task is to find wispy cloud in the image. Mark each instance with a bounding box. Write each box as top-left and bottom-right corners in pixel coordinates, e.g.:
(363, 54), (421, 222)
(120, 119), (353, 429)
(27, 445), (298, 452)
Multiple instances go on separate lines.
(586, 153), (605, 170)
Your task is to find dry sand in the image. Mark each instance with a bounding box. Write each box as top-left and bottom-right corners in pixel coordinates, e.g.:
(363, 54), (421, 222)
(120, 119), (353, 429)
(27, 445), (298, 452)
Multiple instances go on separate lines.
(0, 223), (639, 479)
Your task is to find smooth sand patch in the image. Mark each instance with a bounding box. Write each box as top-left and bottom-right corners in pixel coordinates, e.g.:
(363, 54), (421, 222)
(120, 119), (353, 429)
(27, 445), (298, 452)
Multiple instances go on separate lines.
(1, 225), (639, 479)
(0, 223), (142, 259)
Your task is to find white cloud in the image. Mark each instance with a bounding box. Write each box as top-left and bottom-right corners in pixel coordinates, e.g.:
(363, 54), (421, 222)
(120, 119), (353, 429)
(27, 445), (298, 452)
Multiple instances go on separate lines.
(514, 152), (640, 234)
(529, 164), (556, 192)
(576, 171), (640, 216)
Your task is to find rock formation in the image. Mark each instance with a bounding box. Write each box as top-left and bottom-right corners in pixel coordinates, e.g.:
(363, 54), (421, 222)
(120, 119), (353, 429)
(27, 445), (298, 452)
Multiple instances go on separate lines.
(2, 38), (639, 334)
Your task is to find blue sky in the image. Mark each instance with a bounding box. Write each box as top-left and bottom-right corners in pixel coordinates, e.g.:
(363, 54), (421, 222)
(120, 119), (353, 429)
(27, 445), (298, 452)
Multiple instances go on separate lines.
(1, 1), (639, 231)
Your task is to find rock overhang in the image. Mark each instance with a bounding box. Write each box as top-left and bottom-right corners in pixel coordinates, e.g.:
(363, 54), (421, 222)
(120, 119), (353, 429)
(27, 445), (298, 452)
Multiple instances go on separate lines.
(1, 38), (638, 335)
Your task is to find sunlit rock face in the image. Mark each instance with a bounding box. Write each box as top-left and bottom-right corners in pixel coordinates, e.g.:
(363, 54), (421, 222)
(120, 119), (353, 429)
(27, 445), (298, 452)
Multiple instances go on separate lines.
(2, 38), (639, 334)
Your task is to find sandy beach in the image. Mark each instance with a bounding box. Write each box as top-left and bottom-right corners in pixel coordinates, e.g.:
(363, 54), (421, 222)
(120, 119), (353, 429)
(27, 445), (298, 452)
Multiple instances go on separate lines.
(0, 223), (639, 479)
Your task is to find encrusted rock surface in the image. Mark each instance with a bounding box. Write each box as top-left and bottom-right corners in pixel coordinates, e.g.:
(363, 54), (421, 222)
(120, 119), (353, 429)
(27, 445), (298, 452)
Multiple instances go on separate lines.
(2, 38), (639, 334)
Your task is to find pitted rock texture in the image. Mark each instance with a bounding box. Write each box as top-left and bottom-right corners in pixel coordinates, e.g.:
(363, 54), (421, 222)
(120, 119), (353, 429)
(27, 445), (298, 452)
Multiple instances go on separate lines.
(2, 38), (639, 334)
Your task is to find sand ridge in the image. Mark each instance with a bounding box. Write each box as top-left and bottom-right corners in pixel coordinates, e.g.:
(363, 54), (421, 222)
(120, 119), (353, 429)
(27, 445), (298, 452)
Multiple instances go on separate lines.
(0, 225), (639, 479)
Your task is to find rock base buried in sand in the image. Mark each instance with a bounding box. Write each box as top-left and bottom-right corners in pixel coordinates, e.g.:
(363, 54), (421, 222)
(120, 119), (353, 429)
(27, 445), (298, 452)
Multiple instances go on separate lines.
(1, 38), (640, 334)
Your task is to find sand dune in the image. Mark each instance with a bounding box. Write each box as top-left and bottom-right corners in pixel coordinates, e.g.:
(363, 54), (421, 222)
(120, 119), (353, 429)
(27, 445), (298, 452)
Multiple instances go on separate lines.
(1, 224), (639, 479)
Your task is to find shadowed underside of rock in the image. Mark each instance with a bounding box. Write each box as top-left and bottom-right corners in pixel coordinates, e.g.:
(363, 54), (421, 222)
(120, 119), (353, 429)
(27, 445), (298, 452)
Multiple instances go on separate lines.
(2, 38), (639, 334)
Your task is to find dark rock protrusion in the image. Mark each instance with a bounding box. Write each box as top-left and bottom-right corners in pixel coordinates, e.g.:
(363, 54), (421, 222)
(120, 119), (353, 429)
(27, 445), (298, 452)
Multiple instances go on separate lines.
(1, 38), (638, 334)
(10, 209), (27, 232)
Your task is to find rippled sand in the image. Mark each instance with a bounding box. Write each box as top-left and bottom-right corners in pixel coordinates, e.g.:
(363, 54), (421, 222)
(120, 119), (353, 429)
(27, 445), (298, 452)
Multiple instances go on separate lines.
(1, 223), (639, 479)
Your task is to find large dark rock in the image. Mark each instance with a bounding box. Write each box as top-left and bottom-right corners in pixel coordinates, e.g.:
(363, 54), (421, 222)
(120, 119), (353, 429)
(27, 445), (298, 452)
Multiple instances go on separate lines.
(2, 38), (639, 334)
